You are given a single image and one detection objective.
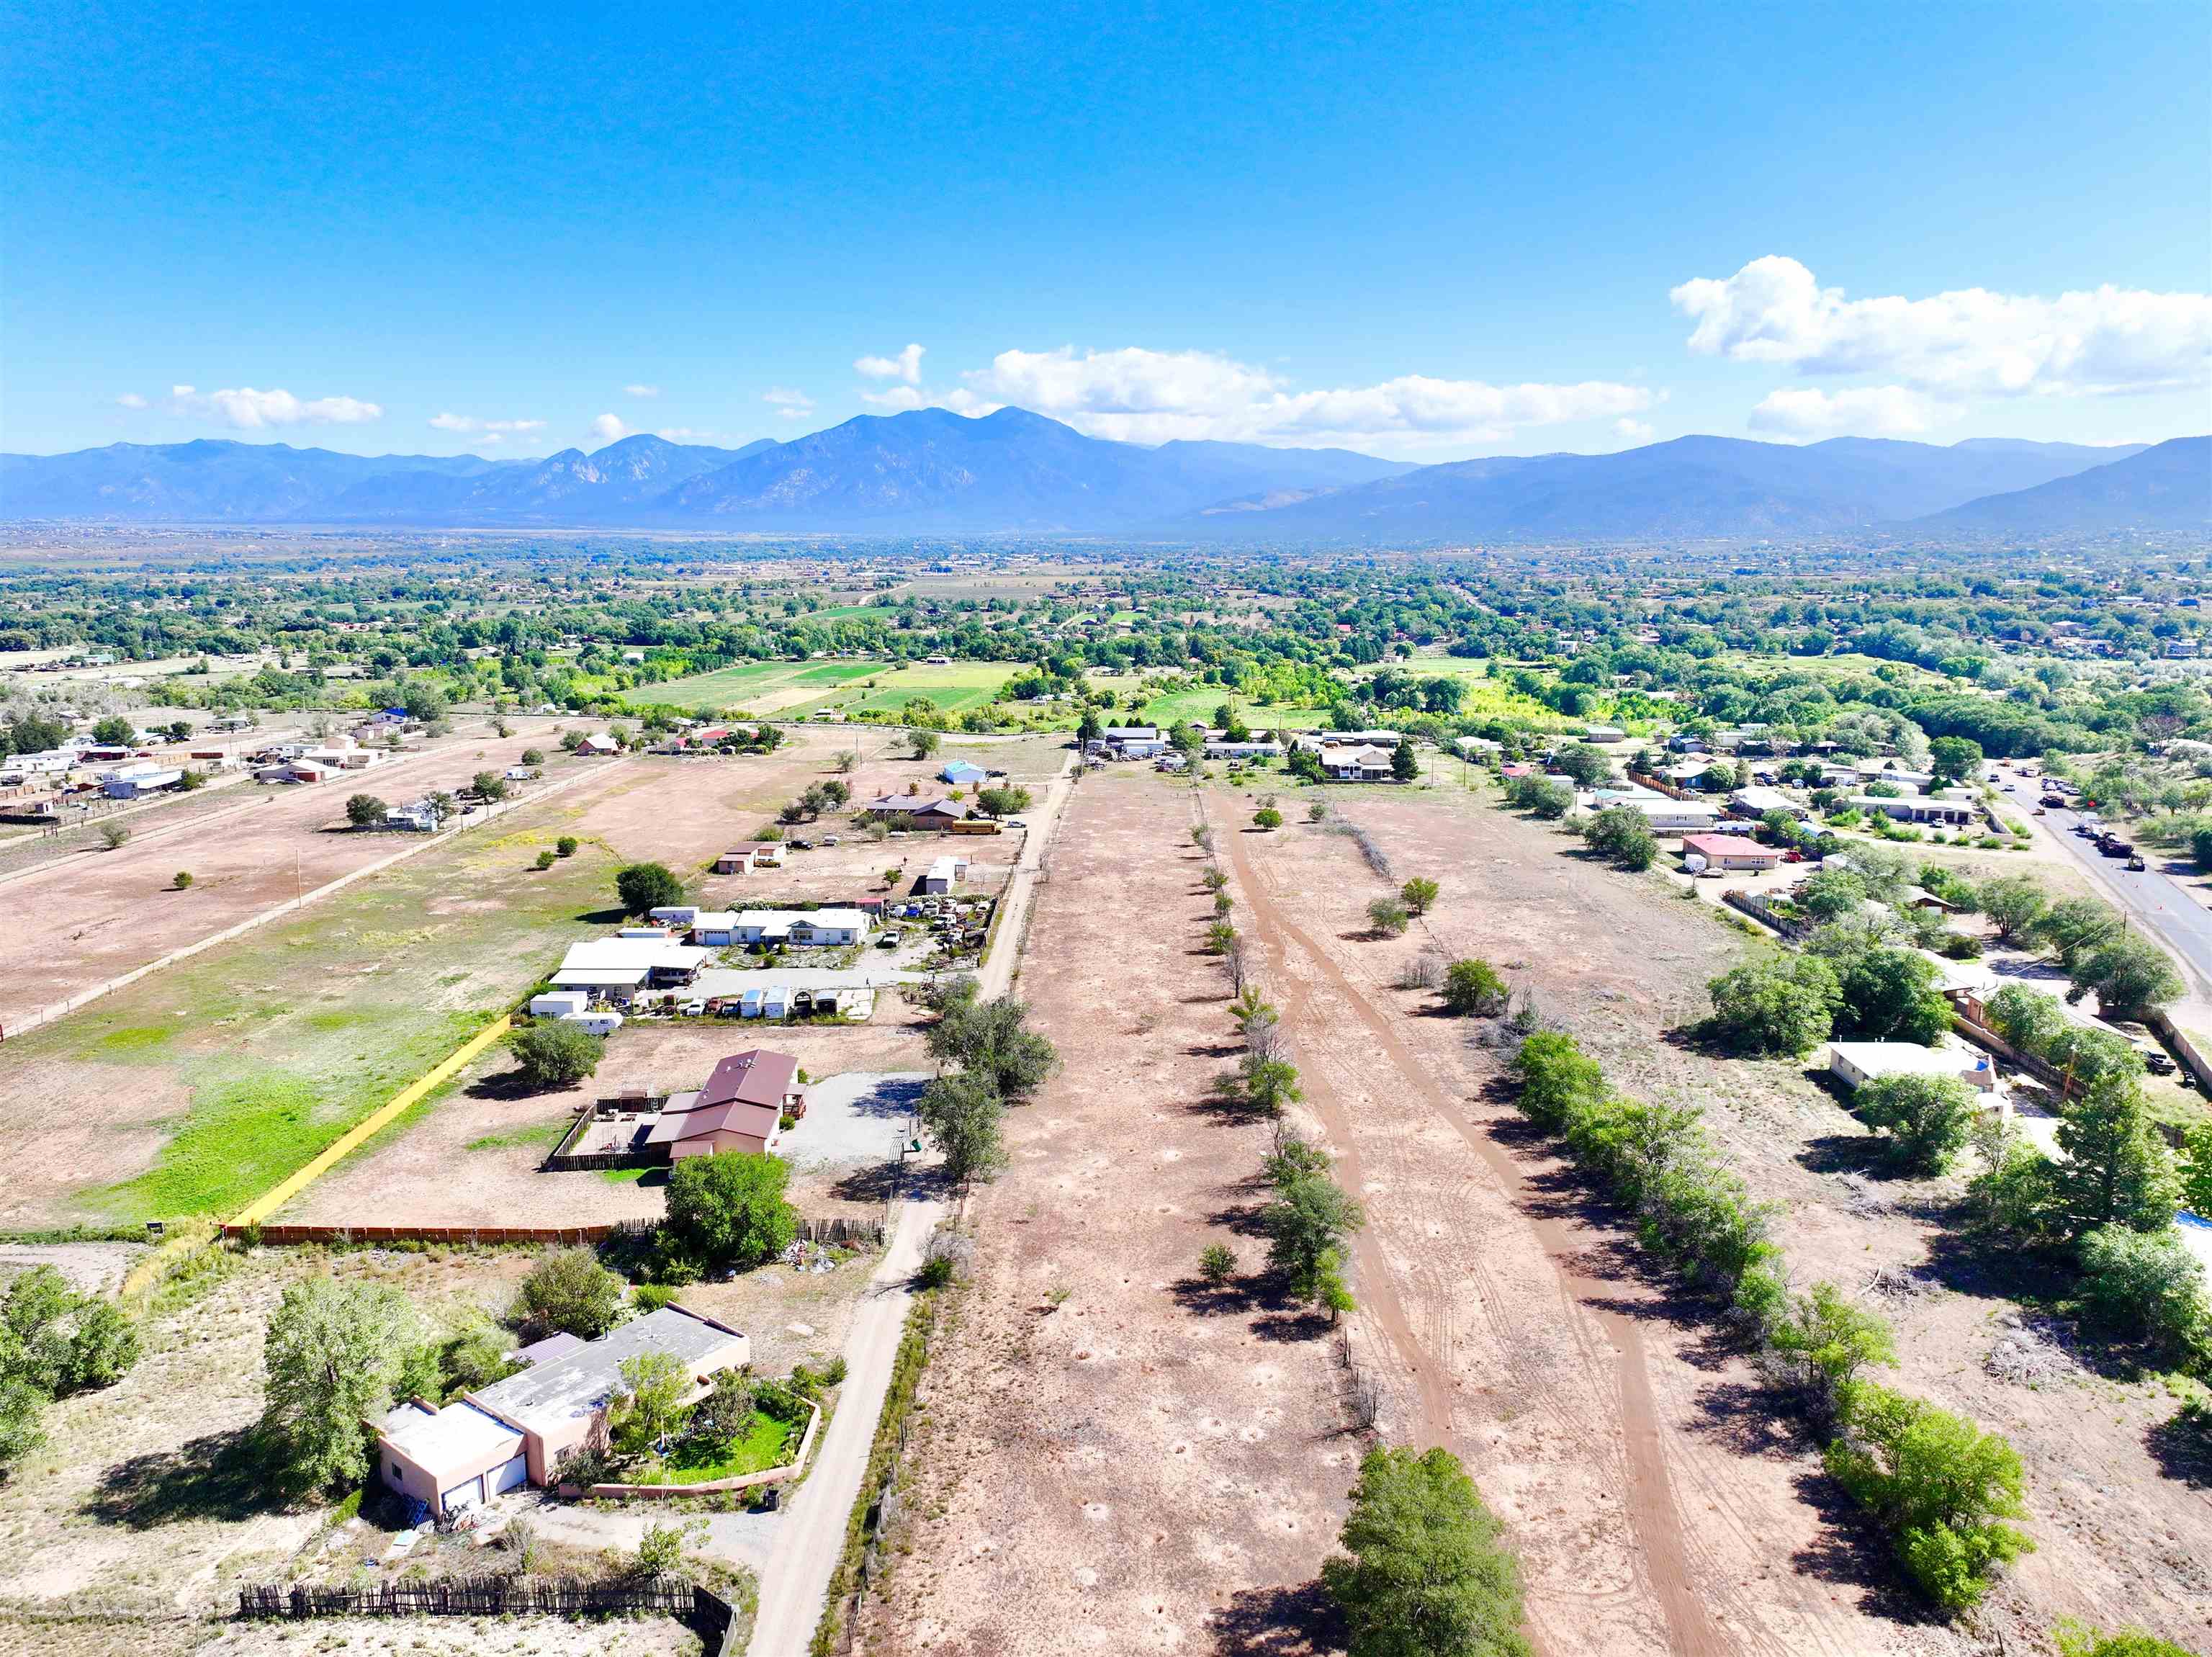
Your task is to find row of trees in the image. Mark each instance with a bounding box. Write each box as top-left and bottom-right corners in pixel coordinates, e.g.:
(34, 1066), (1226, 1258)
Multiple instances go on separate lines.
(1509, 1031), (2031, 1611)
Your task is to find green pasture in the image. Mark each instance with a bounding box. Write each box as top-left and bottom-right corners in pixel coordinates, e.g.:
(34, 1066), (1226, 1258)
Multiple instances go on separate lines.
(11, 807), (639, 1224)
(631, 657), (1020, 722)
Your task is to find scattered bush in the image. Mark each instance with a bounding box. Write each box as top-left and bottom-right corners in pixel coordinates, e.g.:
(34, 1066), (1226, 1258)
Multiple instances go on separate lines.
(1367, 897), (1410, 936)
(1198, 1244), (1237, 1285)
(1440, 958), (1509, 1017)
(1321, 1444), (1530, 1657)
(555, 835), (579, 857)
(172, 870), (193, 889)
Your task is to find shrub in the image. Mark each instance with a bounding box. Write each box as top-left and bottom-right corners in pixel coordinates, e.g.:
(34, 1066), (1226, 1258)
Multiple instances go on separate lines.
(1307, 801), (1328, 822)
(1321, 1445), (1530, 1657)
(1367, 897), (1409, 936)
(631, 1514), (706, 1578)
(2054, 1620), (2201, 1657)
(534, 850), (555, 870)
(555, 835), (579, 857)
(1198, 1244), (1236, 1284)
(1253, 807), (1283, 830)
(1854, 1074), (1977, 1174)
(1764, 1280), (1896, 1410)
(507, 1020), (603, 1088)
(99, 822), (131, 850)
(1205, 919), (1238, 954)
(662, 1151), (799, 1275)
(345, 792), (389, 827)
(1581, 804), (1657, 871)
(513, 1247), (627, 1339)
(1400, 876), (1439, 915)
(1704, 953), (1841, 1057)
(172, 870), (193, 889)
(1824, 1381), (2031, 1611)
(1440, 958), (1509, 1017)
(1504, 775), (1571, 818)
(614, 861), (685, 917)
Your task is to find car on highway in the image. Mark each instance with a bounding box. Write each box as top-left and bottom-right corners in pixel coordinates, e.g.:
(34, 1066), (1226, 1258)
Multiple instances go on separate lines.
(2127, 856), (2146, 871)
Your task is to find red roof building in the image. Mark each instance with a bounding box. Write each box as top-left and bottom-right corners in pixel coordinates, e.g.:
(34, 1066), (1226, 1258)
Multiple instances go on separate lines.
(644, 1049), (803, 1160)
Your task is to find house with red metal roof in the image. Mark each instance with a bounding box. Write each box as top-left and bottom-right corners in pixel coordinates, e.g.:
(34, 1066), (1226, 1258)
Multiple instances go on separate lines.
(644, 1048), (803, 1159)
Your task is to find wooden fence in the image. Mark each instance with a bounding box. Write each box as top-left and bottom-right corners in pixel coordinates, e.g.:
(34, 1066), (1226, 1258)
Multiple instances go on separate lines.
(236, 1575), (716, 1620)
(223, 1215), (884, 1249)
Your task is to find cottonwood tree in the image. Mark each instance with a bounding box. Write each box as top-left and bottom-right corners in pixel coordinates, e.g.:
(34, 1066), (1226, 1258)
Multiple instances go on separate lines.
(1975, 874), (2050, 945)
(1704, 954), (1840, 1056)
(345, 793), (389, 827)
(926, 994), (1057, 1103)
(615, 861), (684, 916)
(513, 1247), (627, 1339)
(508, 1020), (604, 1088)
(919, 1070), (1008, 1183)
(662, 1151), (799, 1277)
(260, 1278), (428, 1496)
(1855, 1074), (1978, 1174)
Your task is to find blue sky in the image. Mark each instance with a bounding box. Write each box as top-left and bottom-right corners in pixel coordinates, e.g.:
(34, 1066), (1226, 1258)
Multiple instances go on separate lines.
(5, 0), (2207, 460)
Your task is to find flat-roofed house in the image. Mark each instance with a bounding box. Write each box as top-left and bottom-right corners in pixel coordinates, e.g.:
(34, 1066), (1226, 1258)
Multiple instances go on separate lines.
(549, 938), (708, 1000)
(373, 1305), (750, 1513)
(1681, 834), (1783, 872)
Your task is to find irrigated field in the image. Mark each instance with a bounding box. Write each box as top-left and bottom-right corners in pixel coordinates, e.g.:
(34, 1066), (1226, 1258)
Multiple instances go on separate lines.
(627, 657), (1018, 720)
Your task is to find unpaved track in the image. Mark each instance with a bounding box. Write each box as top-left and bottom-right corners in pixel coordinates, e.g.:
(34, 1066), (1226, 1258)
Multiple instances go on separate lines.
(1222, 817), (1734, 1657)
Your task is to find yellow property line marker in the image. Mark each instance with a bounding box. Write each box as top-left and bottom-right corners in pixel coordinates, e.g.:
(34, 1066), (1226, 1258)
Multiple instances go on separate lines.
(228, 1014), (513, 1228)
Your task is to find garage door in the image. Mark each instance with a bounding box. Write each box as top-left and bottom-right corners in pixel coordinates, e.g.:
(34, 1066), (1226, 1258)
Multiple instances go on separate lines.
(489, 1454), (529, 1496)
(441, 1475), (483, 1512)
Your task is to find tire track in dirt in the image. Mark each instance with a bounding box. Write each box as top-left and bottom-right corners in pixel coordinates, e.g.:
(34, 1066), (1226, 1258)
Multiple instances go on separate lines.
(1222, 821), (1737, 1657)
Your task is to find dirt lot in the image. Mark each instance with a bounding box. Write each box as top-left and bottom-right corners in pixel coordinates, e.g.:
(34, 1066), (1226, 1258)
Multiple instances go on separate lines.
(284, 1020), (934, 1229)
(0, 727), (1049, 1230)
(1217, 778), (2208, 1655)
(0, 713), (590, 1035)
(856, 770), (1361, 1656)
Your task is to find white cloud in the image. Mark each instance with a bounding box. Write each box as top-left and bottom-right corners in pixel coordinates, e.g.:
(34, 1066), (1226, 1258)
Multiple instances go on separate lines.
(428, 413), (547, 435)
(1748, 385), (1946, 440)
(1611, 418), (1654, 444)
(763, 387), (814, 423)
(932, 346), (1650, 450)
(855, 343), (925, 385)
(167, 385), (383, 428)
(858, 383), (999, 416)
(115, 392), (148, 410)
(1672, 256), (2212, 398)
(623, 384), (660, 398)
(591, 413), (626, 443)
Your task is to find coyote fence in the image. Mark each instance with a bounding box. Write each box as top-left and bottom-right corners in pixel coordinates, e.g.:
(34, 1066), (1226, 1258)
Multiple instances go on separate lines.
(236, 1575), (719, 1621)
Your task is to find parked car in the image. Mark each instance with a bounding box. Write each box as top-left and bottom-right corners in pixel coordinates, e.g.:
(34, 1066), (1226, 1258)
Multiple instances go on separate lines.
(1005, 817), (1028, 828)
(679, 1000), (706, 1016)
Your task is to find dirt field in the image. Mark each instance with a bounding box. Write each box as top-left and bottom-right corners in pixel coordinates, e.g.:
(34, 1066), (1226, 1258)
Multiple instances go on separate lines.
(863, 771), (2211, 1657)
(284, 1019), (933, 1229)
(855, 770), (1362, 1656)
(0, 713), (588, 1035)
(1219, 778), (2208, 1654)
(0, 727), (1056, 1229)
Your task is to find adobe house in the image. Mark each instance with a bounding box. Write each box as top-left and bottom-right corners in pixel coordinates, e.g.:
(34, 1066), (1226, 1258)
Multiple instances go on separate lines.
(374, 1305), (749, 1516)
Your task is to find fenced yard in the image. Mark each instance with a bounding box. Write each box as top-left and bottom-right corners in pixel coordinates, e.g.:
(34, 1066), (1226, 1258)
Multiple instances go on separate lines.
(237, 1575), (729, 1624)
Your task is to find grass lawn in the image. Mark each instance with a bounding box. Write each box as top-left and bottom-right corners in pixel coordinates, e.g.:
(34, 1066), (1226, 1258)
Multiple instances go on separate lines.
(646, 1409), (806, 1483)
(1140, 686), (1336, 732)
(628, 658), (1017, 722)
(4, 817), (637, 1225)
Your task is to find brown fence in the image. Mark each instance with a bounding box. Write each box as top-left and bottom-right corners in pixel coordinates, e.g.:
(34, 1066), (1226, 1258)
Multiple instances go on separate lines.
(225, 1215), (884, 1249)
(237, 1576), (719, 1620)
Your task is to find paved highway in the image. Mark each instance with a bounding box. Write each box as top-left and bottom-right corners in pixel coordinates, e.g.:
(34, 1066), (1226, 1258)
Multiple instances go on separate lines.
(1999, 765), (2212, 1017)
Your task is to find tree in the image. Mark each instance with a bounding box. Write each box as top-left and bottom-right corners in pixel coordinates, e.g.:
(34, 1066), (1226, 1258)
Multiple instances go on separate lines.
(1390, 737), (1419, 782)
(2049, 1072), (2180, 1238)
(1550, 743), (1610, 786)
(91, 714), (135, 746)
(1581, 804), (1656, 871)
(1975, 874), (2049, 945)
(472, 770), (509, 802)
(1075, 707), (1103, 745)
(1983, 982), (2069, 1056)
(2072, 934), (2184, 1020)
(1797, 868), (1867, 922)
(0, 1378), (44, 1474)
(926, 994), (1058, 1103)
(615, 861), (685, 916)
(1367, 897), (1410, 936)
(1321, 1444), (1530, 1657)
(1503, 776), (1571, 818)
(1704, 953), (1841, 1056)
(1263, 1151), (1364, 1305)
(555, 835), (579, 857)
(2074, 1224), (2208, 1359)
(1400, 877), (1439, 916)
(1823, 1381), (2031, 1611)
(1766, 1281), (1895, 1406)
(1441, 958), (1509, 1017)
(1855, 1074), (1977, 1174)
(2180, 1121), (2212, 1219)
(611, 1350), (689, 1458)
(99, 822), (131, 850)
(663, 1151), (799, 1272)
(1253, 807), (1283, 830)
(976, 785), (1030, 818)
(259, 1277), (426, 1496)
(907, 727), (940, 760)
(2053, 1621), (2199, 1657)
(1240, 1055), (1303, 1113)
(521, 747), (544, 765)
(513, 1247), (627, 1339)
(508, 1020), (603, 1088)
(6, 709), (68, 755)
(1928, 737), (1984, 783)
(2038, 896), (2123, 971)
(345, 792), (388, 827)
(1835, 947), (1952, 1045)
(919, 1071), (1007, 1183)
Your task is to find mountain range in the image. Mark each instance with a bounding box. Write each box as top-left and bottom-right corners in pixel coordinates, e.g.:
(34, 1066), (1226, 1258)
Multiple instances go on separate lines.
(2, 410), (2202, 541)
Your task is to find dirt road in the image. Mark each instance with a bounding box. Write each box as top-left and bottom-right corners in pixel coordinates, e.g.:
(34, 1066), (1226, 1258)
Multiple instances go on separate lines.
(745, 747), (1076, 1656)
